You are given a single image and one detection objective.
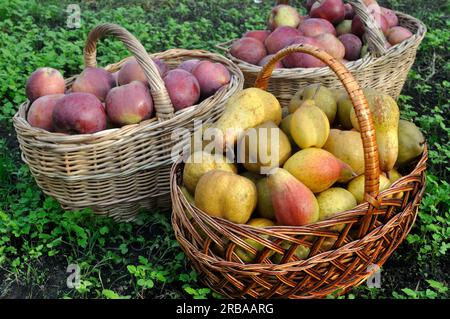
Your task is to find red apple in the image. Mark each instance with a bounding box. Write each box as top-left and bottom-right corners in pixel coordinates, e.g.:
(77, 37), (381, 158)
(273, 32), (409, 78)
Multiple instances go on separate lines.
(310, 0), (345, 25)
(230, 37), (267, 65)
(282, 36), (326, 68)
(351, 15), (365, 37)
(299, 18), (336, 37)
(72, 67), (116, 101)
(338, 33), (362, 61)
(26, 67), (65, 102)
(243, 30), (271, 43)
(164, 69), (200, 111)
(268, 4), (302, 30)
(105, 81), (154, 126)
(258, 55), (284, 69)
(178, 59), (201, 73)
(27, 94), (64, 131)
(53, 93), (107, 134)
(192, 61), (231, 98)
(265, 26), (302, 54)
(118, 57), (168, 85)
(315, 33), (345, 59)
(387, 26), (413, 45)
(381, 7), (398, 28)
(344, 3), (355, 19)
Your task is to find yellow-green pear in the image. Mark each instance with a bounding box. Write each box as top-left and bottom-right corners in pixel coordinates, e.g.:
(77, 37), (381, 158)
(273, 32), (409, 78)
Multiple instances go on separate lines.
(289, 84), (337, 124)
(350, 94), (400, 172)
(316, 187), (357, 231)
(396, 119), (425, 167)
(234, 218), (275, 263)
(290, 100), (330, 149)
(238, 121), (292, 173)
(323, 129), (365, 175)
(215, 88), (282, 149)
(386, 168), (402, 184)
(337, 98), (354, 129)
(346, 174), (392, 204)
(256, 177), (275, 220)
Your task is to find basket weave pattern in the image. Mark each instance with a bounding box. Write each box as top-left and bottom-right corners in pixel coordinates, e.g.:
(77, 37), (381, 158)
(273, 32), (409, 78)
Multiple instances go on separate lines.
(170, 44), (427, 298)
(217, 1), (426, 108)
(13, 24), (244, 221)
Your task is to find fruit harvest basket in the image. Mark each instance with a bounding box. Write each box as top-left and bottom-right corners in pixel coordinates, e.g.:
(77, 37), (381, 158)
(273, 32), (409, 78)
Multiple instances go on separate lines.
(13, 23), (244, 221)
(216, 0), (426, 108)
(170, 44), (428, 298)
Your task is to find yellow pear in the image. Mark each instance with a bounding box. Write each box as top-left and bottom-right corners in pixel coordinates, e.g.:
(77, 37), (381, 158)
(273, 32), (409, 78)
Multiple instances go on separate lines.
(350, 94), (400, 172)
(346, 174), (392, 204)
(283, 148), (356, 193)
(316, 187), (357, 231)
(183, 151), (237, 194)
(332, 88), (349, 102)
(238, 121), (292, 173)
(234, 218), (275, 263)
(256, 177), (275, 220)
(289, 84), (337, 124)
(280, 114), (297, 147)
(215, 88), (282, 149)
(386, 168), (402, 184)
(396, 119), (425, 167)
(180, 186), (195, 206)
(323, 129), (365, 175)
(290, 100), (330, 149)
(195, 170), (257, 224)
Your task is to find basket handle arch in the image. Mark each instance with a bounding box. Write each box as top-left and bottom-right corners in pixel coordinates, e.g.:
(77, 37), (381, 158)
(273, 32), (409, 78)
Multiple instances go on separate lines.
(275, 0), (387, 56)
(83, 23), (175, 121)
(255, 43), (380, 236)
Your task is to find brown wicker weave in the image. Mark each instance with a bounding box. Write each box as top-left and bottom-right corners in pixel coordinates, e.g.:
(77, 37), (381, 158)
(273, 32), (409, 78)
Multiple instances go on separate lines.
(13, 23), (244, 221)
(217, 0), (426, 108)
(170, 44), (428, 298)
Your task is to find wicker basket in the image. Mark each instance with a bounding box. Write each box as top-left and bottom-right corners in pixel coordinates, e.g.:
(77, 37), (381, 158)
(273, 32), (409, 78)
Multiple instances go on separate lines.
(13, 23), (244, 221)
(216, 0), (426, 108)
(170, 44), (428, 298)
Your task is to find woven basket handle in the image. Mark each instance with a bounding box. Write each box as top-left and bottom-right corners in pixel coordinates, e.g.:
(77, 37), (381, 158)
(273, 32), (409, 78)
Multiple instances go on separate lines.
(255, 43), (380, 236)
(83, 23), (175, 120)
(275, 0), (387, 56)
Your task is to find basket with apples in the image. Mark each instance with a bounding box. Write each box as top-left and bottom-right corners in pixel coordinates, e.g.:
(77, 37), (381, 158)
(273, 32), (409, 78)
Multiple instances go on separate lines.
(13, 23), (244, 221)
(217, 0), (426, 108)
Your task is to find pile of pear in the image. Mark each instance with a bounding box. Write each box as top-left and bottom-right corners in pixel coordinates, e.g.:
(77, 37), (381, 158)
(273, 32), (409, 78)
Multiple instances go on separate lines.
(181, 84), (425, 263)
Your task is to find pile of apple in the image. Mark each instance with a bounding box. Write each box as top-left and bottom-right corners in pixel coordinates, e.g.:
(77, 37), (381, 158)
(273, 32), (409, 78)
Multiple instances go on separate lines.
(181, 85), (425, 261)
(25, 58), (231, 134)
(230, 0), (413, 68)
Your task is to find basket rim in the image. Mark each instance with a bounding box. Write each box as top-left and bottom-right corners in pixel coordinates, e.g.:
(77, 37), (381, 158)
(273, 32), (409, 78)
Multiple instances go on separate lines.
(216, 10), (427, 79)
(13, 48), (244, 146)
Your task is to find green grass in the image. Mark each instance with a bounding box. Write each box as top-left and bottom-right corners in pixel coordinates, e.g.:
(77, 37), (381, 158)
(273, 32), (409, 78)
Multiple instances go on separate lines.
(0, 0), (449, 299)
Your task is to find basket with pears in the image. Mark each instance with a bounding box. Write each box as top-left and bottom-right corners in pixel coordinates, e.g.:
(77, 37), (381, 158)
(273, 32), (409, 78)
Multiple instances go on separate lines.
(170, 44), (427, 299)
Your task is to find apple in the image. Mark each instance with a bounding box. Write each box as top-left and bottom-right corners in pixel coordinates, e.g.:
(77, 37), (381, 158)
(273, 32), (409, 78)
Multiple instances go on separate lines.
(26, 67), (65, 102)
(315, 33), (345, 60)
(27, 94), (64, 131)
(243, 30), (271, 43)
(310, 0), (345, 25)
(282, 36), (326, 68)
(164, 69), (200, 111)
(178, 59), (201, 73)
(230, 37), (267, 65)
(118, 57), (168, 85)
(192, 61), (231, 98)
(53, 93), (107, 134)
(387, 26), (413, 45)
(265, 26), (302, 54)
(105, 81), (154, 126)
(258, 54), (284, 69)
(299, 18), (336, 37)
(338, 33), (362, 61)
(72, 67), (116, 101)
(381, 7), (398, 28)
